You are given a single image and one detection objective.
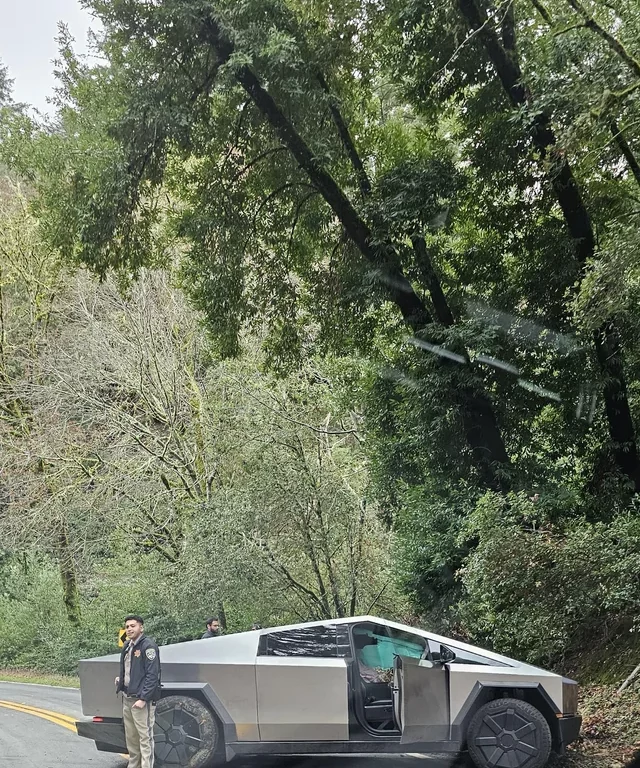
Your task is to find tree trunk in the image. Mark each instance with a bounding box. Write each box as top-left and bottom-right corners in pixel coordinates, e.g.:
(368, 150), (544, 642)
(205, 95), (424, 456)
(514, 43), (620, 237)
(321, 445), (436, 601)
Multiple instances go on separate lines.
(311, 498), (345, 618)
(217, 600), (227, 631)
(457, 0), (640, 490)
(298, 510), (333, 618)
(595, 320), (640, 488)
(410, 235), (510, 479)
(58, 522), (81, 626)
(349, 500), (367, 616)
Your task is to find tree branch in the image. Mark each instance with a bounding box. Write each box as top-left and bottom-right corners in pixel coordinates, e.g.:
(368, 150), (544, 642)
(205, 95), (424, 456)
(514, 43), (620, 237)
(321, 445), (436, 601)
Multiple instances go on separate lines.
(530, 0), (553, 25)
(314, 71), (458, 334)
(287, 190), (318, 259)
(317, 73), (372, 199)
(231, 146), (290, 184)
(410, 236), (455, 326)
(552, 22), (587, 37)
(349, 499), (366, 616)
(253, 535), (331, 618)
(501, 0), (517, 56)
(232, 64), (430, 331)
(610, 120), (640, 187)
(366, 581), (390, 614)
(457, 0), (597, 260)
(564, 0), (640, 80)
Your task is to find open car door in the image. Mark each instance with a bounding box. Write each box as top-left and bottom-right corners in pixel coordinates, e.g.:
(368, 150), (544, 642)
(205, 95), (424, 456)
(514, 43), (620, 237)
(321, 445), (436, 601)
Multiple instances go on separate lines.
(392, 654), (450, 743)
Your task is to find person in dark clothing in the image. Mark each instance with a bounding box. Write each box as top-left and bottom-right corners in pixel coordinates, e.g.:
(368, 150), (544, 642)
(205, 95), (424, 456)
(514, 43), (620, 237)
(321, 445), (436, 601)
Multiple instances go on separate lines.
(200, 617), (220, 639)
(115, 615), (161, 768)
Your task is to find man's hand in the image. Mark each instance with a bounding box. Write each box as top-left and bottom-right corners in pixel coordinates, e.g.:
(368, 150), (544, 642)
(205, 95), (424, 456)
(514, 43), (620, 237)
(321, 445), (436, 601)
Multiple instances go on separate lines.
(114, 676), (119, 688)
(133, 699), (146, 709)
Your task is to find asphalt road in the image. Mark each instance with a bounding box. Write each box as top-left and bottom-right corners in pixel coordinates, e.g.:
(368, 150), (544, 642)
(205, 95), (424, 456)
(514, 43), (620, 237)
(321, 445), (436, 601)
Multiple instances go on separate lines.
(0, 682), (126, 768)
(0, 682), (457, 768)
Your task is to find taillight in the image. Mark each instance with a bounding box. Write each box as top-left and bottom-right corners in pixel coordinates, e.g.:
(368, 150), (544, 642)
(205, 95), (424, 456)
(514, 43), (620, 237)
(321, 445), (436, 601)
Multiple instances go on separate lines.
(93, 716), (104, 722)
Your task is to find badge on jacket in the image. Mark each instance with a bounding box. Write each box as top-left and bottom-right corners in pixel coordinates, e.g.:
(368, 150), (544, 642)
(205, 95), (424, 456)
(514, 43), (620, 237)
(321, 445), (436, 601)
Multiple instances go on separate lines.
(146, 648), (157, 660)
(134, 650), (141, 658)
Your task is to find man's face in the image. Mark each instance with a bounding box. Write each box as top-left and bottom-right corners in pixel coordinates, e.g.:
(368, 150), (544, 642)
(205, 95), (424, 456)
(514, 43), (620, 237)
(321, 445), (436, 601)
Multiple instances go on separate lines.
(125, 619), (143, 642)
(208, 620), (220, 635)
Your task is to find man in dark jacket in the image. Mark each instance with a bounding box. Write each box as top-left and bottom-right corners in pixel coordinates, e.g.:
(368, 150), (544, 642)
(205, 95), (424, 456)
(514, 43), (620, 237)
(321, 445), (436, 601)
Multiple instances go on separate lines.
(115, 615), (161, 768)
(200, 617), (220, 639)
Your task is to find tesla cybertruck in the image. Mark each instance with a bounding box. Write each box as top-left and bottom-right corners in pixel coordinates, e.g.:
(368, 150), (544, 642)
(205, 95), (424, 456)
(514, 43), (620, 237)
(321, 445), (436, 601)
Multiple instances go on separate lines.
(76, 615), (581, 768)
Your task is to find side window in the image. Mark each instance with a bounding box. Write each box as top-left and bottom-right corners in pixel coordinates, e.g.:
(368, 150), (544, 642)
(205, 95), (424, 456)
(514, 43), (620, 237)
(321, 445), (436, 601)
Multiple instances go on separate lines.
(429, 639), (508, 667)
(448, 647), (508, 667)
(386, 627), (427, 661)
(353, 623), (427, 670)
(258, 626), (338, 658)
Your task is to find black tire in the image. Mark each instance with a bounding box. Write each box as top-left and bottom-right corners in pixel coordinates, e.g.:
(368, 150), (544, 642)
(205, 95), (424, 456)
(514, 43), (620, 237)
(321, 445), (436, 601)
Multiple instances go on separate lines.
(466, 698), (552, 768)
(154, 695), (221, 768)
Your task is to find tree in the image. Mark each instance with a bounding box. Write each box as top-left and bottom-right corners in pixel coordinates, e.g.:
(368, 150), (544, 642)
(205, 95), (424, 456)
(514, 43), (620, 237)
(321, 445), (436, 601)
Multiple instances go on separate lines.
(11, 1), (514, 490)
(19, 0), (638, 496)
(0, 188), (399, 628)
(0, 180), (82, 624)
(0, 60), (12, 107)
(451, 0), (640, 489)
(3, 4), (640, 669)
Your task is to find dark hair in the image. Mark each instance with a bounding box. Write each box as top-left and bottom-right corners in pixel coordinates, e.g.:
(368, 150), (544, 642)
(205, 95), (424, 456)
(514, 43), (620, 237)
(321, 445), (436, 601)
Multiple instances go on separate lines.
(206, 617), (218, 626)
(124, 614), (144, 625)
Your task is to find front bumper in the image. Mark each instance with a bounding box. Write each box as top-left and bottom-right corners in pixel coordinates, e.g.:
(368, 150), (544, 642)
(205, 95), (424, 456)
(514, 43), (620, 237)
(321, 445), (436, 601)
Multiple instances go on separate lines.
(76, 719), (126, 753)
(558, 715), (582, 752)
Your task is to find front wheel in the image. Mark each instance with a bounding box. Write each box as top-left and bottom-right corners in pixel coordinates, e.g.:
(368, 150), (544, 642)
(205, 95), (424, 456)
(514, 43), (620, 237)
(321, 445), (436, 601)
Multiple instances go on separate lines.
(154, 695), (221, 768)
(466, 698), (552, 768)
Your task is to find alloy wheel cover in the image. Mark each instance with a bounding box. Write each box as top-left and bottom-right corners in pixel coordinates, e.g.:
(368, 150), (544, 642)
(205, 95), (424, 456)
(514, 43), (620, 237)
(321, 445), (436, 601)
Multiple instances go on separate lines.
(154, 700), (217, 766)
(473, 706), (540, 767)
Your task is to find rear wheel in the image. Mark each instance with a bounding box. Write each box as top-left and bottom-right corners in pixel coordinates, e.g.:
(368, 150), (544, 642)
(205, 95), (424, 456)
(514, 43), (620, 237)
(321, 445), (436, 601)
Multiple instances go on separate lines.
(466, 698), (552, 768)
(154, 695), (221, 768)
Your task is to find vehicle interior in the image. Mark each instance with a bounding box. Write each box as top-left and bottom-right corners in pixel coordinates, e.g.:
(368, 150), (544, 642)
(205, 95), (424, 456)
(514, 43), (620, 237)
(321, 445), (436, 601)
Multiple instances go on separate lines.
(351, 622), (427, 733)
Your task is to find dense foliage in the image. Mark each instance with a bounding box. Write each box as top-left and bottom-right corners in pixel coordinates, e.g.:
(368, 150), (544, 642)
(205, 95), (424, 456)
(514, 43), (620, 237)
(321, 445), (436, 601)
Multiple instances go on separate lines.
(1, 0), (640, 675)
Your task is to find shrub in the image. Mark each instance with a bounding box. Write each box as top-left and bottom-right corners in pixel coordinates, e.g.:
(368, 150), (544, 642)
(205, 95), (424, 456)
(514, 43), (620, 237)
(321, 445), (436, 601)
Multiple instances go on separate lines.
(456, 492), (640, 667)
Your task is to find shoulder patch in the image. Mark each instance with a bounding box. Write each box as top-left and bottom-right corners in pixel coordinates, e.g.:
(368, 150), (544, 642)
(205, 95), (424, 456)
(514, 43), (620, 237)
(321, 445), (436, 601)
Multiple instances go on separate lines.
(145, 647), (157, 661)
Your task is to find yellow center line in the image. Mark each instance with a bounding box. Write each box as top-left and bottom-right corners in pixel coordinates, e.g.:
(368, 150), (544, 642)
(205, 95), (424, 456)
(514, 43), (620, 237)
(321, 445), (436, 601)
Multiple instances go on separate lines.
(0, 700), (77, 733)
(0, 700), (78, 725)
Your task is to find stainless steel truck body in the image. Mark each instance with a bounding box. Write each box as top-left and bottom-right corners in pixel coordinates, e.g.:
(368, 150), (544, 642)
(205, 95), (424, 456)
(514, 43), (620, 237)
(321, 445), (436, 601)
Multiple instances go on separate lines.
(76, 615), (581, 768)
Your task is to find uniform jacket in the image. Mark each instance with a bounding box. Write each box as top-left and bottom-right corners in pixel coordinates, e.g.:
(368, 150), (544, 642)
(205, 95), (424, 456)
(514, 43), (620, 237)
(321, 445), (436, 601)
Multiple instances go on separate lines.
(117, 634), (161, 702)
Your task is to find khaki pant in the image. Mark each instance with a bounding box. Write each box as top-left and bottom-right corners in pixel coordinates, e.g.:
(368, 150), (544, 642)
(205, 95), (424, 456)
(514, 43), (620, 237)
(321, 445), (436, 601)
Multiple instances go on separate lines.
(123, 696), (156, 768)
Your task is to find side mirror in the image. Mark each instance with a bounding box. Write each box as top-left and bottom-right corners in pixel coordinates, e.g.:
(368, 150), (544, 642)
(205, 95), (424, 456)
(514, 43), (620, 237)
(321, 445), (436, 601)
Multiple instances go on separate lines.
(427, 638), (456, 665)
(439, 644), (456, 664)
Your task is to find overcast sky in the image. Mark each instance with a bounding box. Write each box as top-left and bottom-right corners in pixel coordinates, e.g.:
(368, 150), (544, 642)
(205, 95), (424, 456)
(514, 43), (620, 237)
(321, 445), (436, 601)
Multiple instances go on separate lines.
(0, 0), (97, 114)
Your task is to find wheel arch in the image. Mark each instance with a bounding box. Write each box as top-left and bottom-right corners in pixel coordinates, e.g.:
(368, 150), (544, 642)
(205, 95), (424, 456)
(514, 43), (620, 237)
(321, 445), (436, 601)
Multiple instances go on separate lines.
(452, 682), (561, 751)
